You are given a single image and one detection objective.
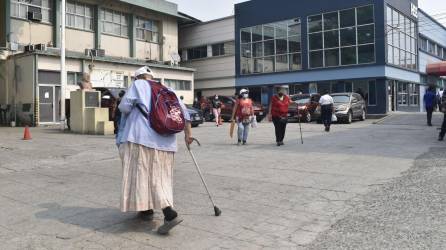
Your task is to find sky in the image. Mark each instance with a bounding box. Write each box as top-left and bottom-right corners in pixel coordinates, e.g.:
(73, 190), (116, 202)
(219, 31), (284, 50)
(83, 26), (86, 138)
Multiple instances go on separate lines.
(169, 0), (446, 25)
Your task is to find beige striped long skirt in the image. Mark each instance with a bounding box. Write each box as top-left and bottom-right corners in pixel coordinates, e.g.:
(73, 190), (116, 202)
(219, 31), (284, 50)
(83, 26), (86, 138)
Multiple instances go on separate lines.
(119, 142), (175, 212)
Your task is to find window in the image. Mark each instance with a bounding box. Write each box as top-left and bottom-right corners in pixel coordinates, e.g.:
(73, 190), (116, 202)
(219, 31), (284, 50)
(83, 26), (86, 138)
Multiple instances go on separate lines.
(420, 37), (427, 51)
(67, 72), (83, 85)
(66, 1), (93, 31)
(136, 17), (159, 43)
(397, 82), (419, 106)
(187, 46), (207, 60)
(308, 5), (375, 68)
(102, 9), (128, 37)
(11, 0), (53, 23)
(212, 43), (225, 57)
(240, 18), (302, 75)
(386, 6), (417, 70)
(164, 79), (192, 91)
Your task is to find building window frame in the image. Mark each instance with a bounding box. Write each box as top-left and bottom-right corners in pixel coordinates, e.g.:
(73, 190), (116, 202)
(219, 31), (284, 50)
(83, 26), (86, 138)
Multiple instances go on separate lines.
(101, 9), (129, 38)
(307, 4), (376, 69)
(386, 5), (418, 70)
(11, 0), (53, 24)
(66, 1), (94, 31)
(135, 16), (159, 43)
(240, 18), (302, 75)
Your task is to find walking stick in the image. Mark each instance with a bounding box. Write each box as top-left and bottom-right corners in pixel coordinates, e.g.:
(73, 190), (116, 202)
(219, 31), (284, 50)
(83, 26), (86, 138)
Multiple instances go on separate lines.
(298, 112), (304, 144)
(186, 138), (222, 216)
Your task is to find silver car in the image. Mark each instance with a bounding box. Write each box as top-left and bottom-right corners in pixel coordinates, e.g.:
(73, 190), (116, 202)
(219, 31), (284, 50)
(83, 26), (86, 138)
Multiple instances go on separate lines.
(332, 93), (367, 124)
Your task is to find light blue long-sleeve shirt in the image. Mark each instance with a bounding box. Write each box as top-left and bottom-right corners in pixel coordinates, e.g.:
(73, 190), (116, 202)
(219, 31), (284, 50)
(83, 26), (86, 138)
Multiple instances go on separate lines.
(116, 80), (190, 152)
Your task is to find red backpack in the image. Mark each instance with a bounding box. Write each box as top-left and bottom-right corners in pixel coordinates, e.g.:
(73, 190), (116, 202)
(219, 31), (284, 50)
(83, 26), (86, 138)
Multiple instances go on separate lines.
(137, 80), (185, 135)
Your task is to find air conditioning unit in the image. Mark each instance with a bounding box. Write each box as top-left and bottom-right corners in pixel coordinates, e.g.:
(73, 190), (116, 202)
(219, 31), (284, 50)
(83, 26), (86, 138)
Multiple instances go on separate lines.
(27, 11), (42, 22)
(24, 45), (35, 52)
(85, 49), (105, 57)
(35, 44), (46, 51)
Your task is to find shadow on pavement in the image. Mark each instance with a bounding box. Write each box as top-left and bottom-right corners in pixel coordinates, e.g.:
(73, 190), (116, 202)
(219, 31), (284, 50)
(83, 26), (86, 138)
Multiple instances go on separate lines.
(34, 203), (161, 235)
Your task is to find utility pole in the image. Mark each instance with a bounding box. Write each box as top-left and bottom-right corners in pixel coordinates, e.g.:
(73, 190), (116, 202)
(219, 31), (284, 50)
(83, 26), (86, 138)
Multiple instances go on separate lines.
(60, 0), (66, 130)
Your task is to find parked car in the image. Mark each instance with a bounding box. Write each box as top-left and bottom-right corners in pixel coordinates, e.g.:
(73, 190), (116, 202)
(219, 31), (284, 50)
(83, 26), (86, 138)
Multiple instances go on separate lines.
(315, 93), (366, 124)
(201, 96), (266, 123)
(333, 93), (366, 123)
(287, 94), (320, 122)
(186, 105), (204, 127)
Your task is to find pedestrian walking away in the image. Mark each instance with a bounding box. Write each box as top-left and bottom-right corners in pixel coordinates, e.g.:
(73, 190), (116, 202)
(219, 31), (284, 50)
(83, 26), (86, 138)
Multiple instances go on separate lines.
(116, 66), (194, 235)
(231, 89), (254, 145)
(319, 91), (334, 132)
(268, 85), (291, 146)
(212, 95), (222, 126)
(424, 85), (436, 126)
(113, 90), (126, 134)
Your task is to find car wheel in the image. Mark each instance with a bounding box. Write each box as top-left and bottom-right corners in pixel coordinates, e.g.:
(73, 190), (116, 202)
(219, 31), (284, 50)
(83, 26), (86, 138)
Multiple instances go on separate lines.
(345, 110), (353, 124)
(192, 124), (199, 128)
(305, 113), (312, 123)
(359, 109), (366, 121)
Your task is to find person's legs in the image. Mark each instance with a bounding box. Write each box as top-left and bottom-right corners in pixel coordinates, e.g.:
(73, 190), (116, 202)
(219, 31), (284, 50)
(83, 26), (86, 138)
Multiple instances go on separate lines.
(213, 108), (219, 126)
(280, 120), (287, 143)
(427, 107), (433, 126)
(237, 122), (244, 145)
(243, 123), (250, 144)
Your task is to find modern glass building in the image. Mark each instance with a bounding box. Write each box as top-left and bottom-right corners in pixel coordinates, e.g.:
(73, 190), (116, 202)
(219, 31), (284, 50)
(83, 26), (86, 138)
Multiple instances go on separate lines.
(235, 0), (446, 114)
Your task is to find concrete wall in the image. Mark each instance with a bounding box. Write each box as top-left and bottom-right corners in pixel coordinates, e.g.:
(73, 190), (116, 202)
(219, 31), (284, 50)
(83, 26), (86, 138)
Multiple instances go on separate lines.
(101, 35), (130, 58)
(13, 55), (36, 125)
(11, 19), (53, 46)
(418, 11), (446, 48)
(160, 16), (178, 62)
(181, 56), (235, 80)
(66, 29), (95, 53)
(179, 17), (235, 48)
(194, 77), (236, 91)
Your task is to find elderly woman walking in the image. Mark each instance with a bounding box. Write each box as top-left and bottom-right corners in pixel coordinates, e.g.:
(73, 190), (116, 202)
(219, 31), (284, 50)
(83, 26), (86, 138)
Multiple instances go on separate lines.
(116, 66), (193, 235)
(268, 86), (291, 146)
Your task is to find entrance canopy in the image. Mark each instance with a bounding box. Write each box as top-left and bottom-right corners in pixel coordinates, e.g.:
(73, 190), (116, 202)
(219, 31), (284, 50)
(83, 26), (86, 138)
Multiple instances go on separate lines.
(427, 62), (446, 76)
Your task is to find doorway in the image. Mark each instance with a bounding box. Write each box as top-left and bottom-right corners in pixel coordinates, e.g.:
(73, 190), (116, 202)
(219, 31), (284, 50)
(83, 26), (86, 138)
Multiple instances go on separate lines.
(39, 85), (61, 123)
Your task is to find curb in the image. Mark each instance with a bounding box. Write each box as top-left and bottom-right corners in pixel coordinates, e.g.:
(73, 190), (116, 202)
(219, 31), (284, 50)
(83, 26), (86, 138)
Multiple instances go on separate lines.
(372, 114), (393, 125)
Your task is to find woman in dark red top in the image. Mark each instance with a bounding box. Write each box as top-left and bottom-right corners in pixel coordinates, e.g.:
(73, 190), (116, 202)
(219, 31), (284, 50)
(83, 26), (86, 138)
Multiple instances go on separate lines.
(268, 86), (291, 146)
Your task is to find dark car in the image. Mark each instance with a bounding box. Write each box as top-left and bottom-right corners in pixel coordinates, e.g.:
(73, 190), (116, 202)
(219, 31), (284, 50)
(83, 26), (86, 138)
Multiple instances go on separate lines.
(288, 94), (321, 123)
(186, 105), (204, 127)
(202, 96), (266, 123)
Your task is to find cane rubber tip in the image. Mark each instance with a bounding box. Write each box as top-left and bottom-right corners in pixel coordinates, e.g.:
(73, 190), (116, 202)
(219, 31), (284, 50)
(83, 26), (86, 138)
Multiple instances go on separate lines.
(214, 206), (222, 216)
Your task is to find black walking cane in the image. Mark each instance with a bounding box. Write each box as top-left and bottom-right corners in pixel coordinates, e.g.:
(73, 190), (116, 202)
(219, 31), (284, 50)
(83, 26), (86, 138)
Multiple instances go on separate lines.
(187, 138), (222, 216)
(297, 104), (304, 144)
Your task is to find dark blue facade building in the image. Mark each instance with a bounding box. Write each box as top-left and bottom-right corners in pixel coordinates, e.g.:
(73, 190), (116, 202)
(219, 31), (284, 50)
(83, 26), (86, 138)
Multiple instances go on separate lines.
(234, 0), (446, 114)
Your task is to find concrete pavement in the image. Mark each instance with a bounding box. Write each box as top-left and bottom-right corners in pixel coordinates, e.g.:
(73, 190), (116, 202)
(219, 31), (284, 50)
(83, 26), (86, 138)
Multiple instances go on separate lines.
(0, 113), (445, 249)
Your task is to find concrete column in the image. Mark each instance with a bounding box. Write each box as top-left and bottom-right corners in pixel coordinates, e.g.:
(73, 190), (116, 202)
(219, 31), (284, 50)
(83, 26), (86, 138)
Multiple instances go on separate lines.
(129, 14), (136, 58)
(94, 6), (101, 49)
(52, 0), (61, 47)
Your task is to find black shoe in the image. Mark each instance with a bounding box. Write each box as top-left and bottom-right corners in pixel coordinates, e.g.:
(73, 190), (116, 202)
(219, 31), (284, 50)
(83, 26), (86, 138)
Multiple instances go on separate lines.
(138, 210), (154, 221)
(428, 123), (433, 127)
(277, 142), (281, 146)
(157, 217), (183, 235)
(279, 141), (284, 146)
(439, 136), (444, 141)
(242, 141), (247, 145)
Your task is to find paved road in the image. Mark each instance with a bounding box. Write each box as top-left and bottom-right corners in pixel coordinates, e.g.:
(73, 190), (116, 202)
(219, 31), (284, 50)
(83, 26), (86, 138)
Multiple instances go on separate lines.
(0, 113), (444, 249)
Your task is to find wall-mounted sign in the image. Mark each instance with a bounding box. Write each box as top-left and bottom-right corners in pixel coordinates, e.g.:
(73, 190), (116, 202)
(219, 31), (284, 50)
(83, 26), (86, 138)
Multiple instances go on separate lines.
(411, 3), (418, 18)
(91, 69), (125, 88)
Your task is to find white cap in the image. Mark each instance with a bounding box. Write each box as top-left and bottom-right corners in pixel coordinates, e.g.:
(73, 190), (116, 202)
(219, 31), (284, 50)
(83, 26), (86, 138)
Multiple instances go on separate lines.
(240, 89), (249, 95)
(134, 66), (154, 78)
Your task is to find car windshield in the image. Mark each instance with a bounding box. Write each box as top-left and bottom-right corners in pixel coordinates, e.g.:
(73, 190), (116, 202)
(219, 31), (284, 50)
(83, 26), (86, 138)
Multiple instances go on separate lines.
(295, 98), (310, 104)
(332, 95), (350, 103)
(291, 95), (310, 101)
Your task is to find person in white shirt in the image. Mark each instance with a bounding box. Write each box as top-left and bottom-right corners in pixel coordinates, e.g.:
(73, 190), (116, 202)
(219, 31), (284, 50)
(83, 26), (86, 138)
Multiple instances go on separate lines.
(319, 91), (334, 132)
